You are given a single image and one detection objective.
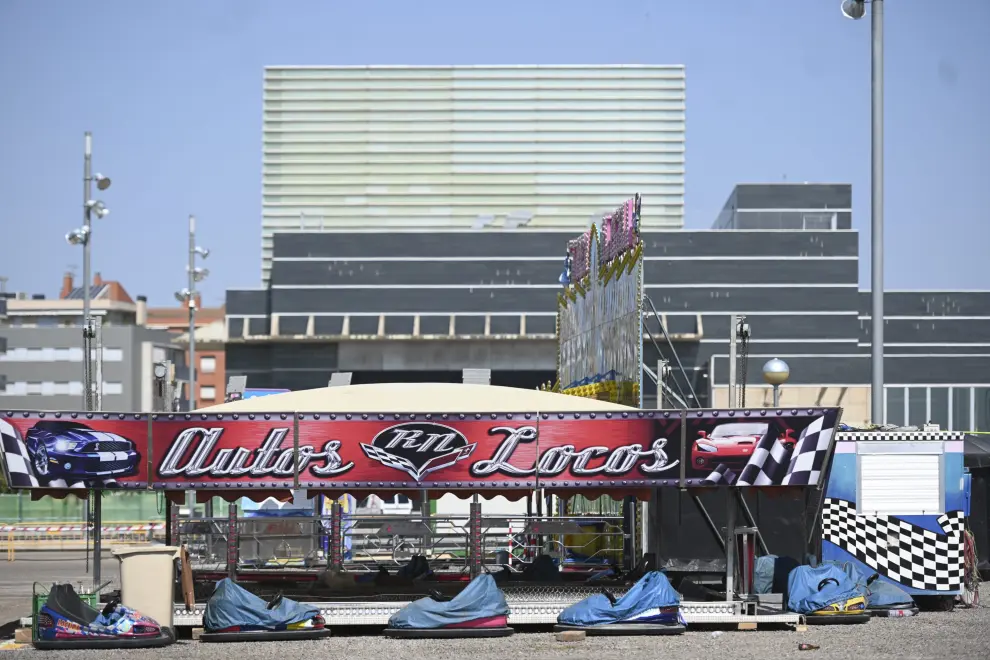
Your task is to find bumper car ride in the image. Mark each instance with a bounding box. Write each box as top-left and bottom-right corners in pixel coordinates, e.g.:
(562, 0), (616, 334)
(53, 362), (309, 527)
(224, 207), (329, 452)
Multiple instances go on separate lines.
(33, 584), (173, 650)
(555, 571), (686, 636)
(200, 578), (330, 643)
(385, 573), (514, 639)
(788, 565), (871, 625)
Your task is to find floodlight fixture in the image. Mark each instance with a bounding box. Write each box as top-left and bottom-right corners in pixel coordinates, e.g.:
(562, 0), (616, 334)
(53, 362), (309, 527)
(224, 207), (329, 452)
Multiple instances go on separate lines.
(841, 0), (866, 19)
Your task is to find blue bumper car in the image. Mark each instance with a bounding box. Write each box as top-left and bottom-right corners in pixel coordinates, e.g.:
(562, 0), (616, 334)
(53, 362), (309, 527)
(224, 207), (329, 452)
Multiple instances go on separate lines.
(787, 565), (870, 625)
(823, 561), (918, 617)
(33, 584), (173, 650)
(201, 578), (330, 643)
(385, 573), (514, 639)
(555, 571), (685, 636)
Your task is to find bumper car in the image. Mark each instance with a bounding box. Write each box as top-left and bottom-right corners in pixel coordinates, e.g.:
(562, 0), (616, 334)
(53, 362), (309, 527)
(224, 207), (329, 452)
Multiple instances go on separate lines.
(824, 561), (918, 617)
(201, 578), (330, 643)
(787, 565), (870, 625)
(555, 571), (686, 636)
(384, 573), (514, 639)
(33, 584), (173, 650)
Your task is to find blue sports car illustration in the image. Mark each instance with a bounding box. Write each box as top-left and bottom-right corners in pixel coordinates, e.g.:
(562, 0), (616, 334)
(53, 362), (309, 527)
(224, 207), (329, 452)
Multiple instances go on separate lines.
(25, 421), (139, 480)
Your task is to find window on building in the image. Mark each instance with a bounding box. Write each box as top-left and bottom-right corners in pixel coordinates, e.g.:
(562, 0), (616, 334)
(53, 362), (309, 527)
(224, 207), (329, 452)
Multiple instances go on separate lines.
(200, 385), (217, 400)
(52, 383), (71, 395)
(1, 382), (27, 396)
(200, 356), (216, 374)
(952, 387), (972, 431)
(976, 388), (990, 433)
(908, 387), (928, 427)
(103, 382), (124, 396)
(885, 387), (905, 426)
(40, 382), (56, 396)
(68, 382), (84, 396)
(929, 388), (949, 431)
(859, 450), (942, 516)
(103, 348), (124, 362)
(25, 383), (43, 395)
(153, 347), (167, 362)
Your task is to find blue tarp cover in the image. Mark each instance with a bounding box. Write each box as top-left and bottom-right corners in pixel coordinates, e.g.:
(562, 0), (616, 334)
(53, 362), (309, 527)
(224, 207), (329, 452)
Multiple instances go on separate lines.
(823, 561), (915, 609)
(557, 571), (680, 626)
(388, 574), (509, 630)
(204, 578), (319, 632)
(786, 565), (863, 614)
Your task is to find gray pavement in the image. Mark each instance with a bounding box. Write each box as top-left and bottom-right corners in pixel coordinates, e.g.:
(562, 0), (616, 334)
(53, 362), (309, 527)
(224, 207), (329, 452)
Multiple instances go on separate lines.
(0, 551), (119, 622)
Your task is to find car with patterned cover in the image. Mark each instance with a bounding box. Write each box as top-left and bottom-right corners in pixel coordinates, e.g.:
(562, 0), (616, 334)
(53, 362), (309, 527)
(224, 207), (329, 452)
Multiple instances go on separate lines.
(25, 420), (139, 480)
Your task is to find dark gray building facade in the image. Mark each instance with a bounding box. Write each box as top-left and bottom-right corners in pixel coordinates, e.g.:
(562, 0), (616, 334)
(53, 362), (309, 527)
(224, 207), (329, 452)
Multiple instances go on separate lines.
(225, 185), (990, 431)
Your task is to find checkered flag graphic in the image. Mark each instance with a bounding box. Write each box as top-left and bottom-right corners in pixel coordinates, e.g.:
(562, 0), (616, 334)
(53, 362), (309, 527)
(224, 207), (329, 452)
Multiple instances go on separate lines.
(781, 409), (838, 486)
(702, 464), (737, 485)
(822, 497), (966, 591)
(702, 411), (838, 487)
(1, 418), (40, 488)
(360, 443), (475, 481)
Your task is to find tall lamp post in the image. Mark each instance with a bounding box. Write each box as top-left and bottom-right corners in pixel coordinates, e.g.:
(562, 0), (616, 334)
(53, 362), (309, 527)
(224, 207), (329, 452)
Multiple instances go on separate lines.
(842, 0), (884, 424)
(762, 358), (790, 408)
(66, 132), (112, 411)
(65, 131), (112, 588)
(175, 215), (209, 411)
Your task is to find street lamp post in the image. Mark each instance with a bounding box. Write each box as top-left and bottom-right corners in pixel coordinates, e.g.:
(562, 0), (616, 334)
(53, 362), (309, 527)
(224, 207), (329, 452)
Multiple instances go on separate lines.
(842, 0), (884, 424)
(762, 358), (790, 408)
(66, 132), (112, 589)
(175, 215), (209, 411)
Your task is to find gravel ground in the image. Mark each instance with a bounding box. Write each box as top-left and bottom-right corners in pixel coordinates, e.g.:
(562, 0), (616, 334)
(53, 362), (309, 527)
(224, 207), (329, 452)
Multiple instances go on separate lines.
(10, 603), (988, 660)
(3, 556), (986, 660)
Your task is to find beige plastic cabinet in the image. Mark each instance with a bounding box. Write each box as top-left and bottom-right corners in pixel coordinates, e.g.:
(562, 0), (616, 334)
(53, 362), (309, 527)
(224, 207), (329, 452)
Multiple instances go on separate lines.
(111, 545), (180, 630)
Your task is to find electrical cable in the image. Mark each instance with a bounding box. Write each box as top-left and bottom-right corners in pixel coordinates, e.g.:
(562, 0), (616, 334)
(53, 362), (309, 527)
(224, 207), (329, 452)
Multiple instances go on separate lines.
(643, 295), (699, 404)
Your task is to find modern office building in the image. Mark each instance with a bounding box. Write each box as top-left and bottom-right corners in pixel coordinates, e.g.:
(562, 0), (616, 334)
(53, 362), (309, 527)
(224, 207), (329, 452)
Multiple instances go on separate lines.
(225, 183), (990, 431)
(0, 274), (189, 411)
(261, 64), (686, 282)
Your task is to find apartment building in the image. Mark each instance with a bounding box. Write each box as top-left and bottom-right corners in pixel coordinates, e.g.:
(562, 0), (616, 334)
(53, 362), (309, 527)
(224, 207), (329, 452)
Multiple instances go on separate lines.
(146, 298), (226, 408)
(0, 273), (188, 411)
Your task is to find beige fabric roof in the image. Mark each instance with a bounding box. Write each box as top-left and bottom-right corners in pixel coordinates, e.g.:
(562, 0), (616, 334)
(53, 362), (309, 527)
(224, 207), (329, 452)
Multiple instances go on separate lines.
(198, 382), (637, 414)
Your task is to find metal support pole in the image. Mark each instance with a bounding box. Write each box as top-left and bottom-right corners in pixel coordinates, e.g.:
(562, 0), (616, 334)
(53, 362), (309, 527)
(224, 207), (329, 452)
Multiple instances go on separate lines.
(188, 215), (197, 411)
(727, 315), (738, 407)
(724, 488), (736, 602)
(82, 132), (93, 412)
(169, 498), (180, 547)
(468, 499), (483, 578)
(329, 501), (343, 572)
(92, 492), (102, 588)
(226, 504), (238, 581)
(420, 489), (432, 555)
(870, 0), (885, 424)
(164, 498), (173, 547)
(772, 384), (780, 408)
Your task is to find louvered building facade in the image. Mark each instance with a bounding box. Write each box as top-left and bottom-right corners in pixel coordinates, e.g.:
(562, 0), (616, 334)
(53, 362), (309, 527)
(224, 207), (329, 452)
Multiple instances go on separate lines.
(261, 65), (686, 283)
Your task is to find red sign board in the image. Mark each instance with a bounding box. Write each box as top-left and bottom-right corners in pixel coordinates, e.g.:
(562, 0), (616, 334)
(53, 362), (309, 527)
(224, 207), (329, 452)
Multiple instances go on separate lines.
(0, 408), (840, 493)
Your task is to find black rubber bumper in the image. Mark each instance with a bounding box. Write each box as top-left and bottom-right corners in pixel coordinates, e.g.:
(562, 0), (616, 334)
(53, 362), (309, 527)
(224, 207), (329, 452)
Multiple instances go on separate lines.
(804, 613), (871, 625)
(384, 627), (514, 639)
(869, 606), (919, 617)
(33, 631), (174, 650)
(199, 628), (332, 643)
(554, 623), (686, 636)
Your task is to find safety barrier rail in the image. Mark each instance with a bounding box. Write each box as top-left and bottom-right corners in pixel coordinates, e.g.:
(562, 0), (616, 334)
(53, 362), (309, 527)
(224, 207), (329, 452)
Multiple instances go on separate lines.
(1, 522), (165, 557)
(174, 511), (626, 576)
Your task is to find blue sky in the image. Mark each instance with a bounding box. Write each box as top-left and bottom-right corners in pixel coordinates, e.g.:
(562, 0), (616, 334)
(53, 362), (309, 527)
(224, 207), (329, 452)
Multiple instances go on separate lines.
(0, 0), (987, 307)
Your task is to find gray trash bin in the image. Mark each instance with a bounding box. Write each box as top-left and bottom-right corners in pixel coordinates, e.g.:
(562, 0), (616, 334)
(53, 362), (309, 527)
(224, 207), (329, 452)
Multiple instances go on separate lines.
(112, 545), (179, 631)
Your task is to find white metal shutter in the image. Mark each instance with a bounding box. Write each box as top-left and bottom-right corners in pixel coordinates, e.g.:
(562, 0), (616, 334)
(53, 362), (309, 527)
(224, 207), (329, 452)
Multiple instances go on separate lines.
(859, 454), (942, 515)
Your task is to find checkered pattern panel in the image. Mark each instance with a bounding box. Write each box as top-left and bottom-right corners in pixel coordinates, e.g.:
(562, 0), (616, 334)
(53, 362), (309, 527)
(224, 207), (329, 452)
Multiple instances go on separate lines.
(702, 410), (838, 487)
(0, 419), (39, 488)
(837, 431), (965, 442)
(822, 497), (965, 591)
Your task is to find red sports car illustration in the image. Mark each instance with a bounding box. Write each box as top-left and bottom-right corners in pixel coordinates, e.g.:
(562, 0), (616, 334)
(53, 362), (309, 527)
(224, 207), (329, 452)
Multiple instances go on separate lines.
(690, 423), (796, 472)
